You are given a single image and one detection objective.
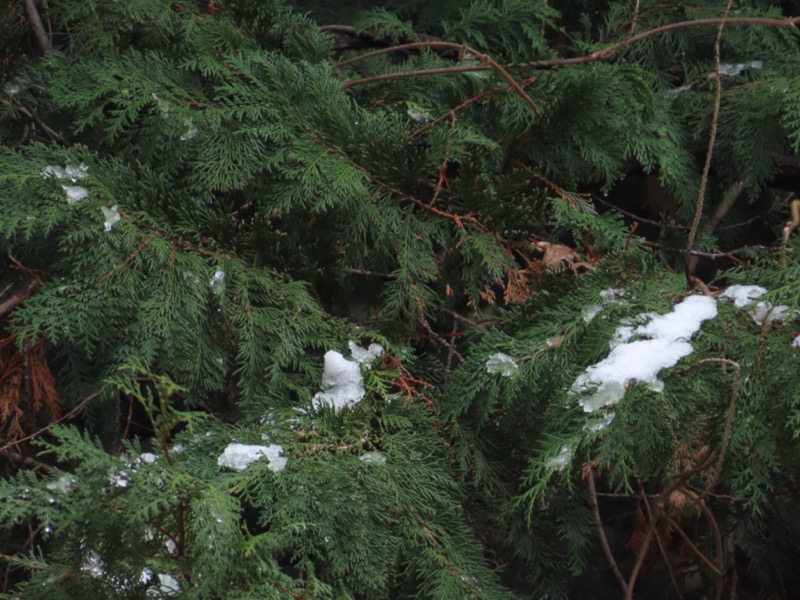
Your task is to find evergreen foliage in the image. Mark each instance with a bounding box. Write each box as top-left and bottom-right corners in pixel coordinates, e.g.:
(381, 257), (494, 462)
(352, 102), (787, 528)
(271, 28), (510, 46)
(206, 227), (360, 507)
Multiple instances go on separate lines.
(2, 0), (800, 598)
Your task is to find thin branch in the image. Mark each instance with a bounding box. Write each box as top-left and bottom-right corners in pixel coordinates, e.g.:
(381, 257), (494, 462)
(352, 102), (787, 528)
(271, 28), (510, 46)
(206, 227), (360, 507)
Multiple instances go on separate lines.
(21, 0), (52, 54)
(685, 0), (734, 283)
(0, 278), (41, 320)
(339, 41), (539, 114)
(629, 0), (642, 38)
(666, 515), (722, 576)
(0, 392), (99, 453)
(687, 181), (745, 274)
(586, 468), (629, 596)
(640, 483), (682, 599)
(0, 448), (52, 473)
(339, 16), (800, 88)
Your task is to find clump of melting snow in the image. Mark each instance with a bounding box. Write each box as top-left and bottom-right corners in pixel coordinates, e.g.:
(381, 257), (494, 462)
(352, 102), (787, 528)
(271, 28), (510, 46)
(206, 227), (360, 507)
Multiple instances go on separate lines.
(180, 119), (197, 142)
(713, 60), (763, 78)
(720, 285), (768, 307)
(546, 445), (573, 471)
(109, 470), (131, 488)
(792, 335), (800, 348)
(209, 270), (226, 295)
(101, 205), (121, 231)
(584, 412), (616, 432)
(571, 295), (717, 413)
(359, 451), (387, 465)
(667, 84), (692, 99)
(348, 340), (383, 366)
(485, 352), (518, 377)
(42, 163), (90, 204)
(81, 547), (104, 578)
(62, 185), (89, 204)
(217, 442), (287, 472)
(145, 572), (181, 597)
(583, 288), (627, 323)
(46, 474), (77, 493)
(312, 341), (384, 411)
(719, 285), (793, 326)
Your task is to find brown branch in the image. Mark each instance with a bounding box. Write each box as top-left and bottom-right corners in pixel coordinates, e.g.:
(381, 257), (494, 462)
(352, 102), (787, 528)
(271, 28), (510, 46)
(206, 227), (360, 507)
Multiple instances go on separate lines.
(640, 482), (682, 599)
(586, 468), (629, 596)
(409, 88), (500, 139)
(677, 358), (740, 503)
(687, 181), (745, 274)
(339, 17), (800, 87)
(339, 41), (539, 114)
(349, 161), (489, 233)
(0, 392), (99, 453)
(685, 0), (734, 283)
(0, 448), (52, 473)
(21, 0), (52, 54)
(0, 278), (42, 320)
(666, 515), (722, 576)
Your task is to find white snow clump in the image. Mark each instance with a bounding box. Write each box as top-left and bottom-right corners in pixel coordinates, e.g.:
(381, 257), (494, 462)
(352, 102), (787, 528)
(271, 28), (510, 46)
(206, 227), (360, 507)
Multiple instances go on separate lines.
(571, 295), (717, 413)
(583, 288), (627, 323)
(545, 445), (573, 471)
(312, 341), (384, 411)
(720, 285), (768, 307)
(101, 205), (121, 231)
(719, 284), (794, 326)
(209, 270), (226, 295)
(217, 442), (287, 473)
(42, 163), (90, 204)
(485, 352), (518, 377)
(713, 60), (763, 78)
(359, 451), (387, 465)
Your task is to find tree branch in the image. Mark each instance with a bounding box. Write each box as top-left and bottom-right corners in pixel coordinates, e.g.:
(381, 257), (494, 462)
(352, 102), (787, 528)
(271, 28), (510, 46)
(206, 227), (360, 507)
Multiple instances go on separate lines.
(20, 0), (52, 54)
(685, 0), (734, 283)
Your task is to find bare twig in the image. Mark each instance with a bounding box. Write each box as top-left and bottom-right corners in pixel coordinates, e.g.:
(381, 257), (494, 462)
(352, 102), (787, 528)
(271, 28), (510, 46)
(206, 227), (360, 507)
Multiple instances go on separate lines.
(685, 0), (734, 283)
(339, 41), (539, 115)
(640, 483), (682, 599)
(586, 468), (629, 596)
(0, 278), (41, 320)
(340, 16), (800, 86)
(21, 0), (52, 54)
(630, 0), (642, 37)
(0, 392), (99, 453)
(687, 181), (746, 274)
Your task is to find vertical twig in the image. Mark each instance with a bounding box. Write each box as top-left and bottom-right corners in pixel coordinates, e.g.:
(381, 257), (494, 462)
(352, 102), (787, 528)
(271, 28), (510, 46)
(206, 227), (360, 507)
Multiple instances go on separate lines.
(640, 483), (682, 599)
(629, 0), (642, 37)
(685, 0), (734, 283)
(586, 468), (629, 596)
(687, 181), (745, 275)
(21, 0), (52, 54)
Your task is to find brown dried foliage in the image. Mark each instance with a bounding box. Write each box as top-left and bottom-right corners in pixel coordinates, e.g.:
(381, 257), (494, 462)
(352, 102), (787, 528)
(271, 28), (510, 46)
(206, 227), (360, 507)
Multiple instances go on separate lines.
(0, 333), (61, 443)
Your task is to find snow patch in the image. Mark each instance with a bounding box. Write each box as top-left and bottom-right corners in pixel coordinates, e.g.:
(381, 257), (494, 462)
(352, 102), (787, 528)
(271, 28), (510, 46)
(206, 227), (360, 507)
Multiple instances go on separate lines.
(101, 205), (121, 231)
(546, 446), (573, 471)
(312, 342), (384, 411)
(720, 285), (768, 307)
(485, 352), (518, 377)
(571, 295), (717, 413)
(62, 185), (89, 204)
(217, 442), (287, 472)
(359, 451), (387, 465)
(209, 270), (226, 296)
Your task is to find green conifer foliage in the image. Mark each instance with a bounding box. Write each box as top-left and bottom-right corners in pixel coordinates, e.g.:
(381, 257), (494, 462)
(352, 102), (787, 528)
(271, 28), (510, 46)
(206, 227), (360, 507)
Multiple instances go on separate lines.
(2, 0), (800, 598)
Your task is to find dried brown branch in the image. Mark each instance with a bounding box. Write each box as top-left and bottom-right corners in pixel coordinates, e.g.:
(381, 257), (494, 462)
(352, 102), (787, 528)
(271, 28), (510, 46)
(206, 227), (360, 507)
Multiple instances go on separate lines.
(0, 279), (41, 320)
(0, 391), (99, 454)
